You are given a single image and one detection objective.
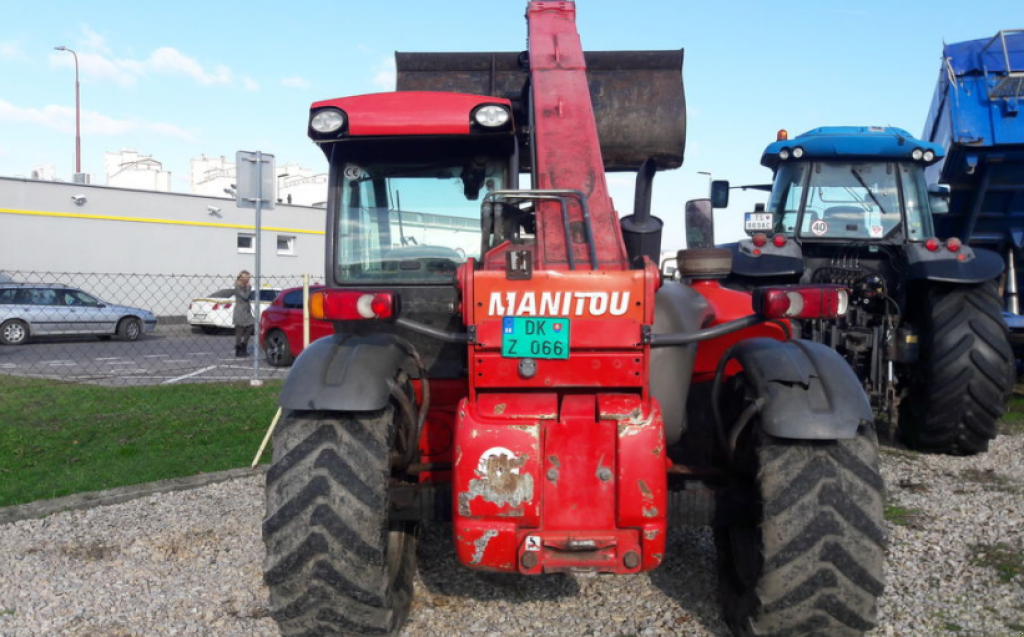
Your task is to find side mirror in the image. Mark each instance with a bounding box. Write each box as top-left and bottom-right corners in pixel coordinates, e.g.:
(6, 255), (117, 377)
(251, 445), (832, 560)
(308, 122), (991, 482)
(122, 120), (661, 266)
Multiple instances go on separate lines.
(684, 198), (715, 248)
(928, 183), (951, 215)
(710, 180), (730, 209)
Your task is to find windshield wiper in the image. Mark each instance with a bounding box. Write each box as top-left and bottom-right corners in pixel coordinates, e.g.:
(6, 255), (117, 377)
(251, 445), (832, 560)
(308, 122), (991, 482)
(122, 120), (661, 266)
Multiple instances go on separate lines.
(850, 168), (887, 215)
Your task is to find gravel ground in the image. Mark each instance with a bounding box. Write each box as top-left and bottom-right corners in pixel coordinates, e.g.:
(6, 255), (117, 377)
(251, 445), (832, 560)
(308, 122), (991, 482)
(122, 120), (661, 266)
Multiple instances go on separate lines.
(1, 432), (1022, 637)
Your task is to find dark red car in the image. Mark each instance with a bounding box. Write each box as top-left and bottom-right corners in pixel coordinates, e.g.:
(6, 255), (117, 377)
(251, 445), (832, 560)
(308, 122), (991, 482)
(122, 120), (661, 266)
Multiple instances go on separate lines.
(259, 285), (331, 367)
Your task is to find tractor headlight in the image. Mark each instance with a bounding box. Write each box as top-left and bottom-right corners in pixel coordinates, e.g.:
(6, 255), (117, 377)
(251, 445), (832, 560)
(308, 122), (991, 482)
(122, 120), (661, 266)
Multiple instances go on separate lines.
(472, 105), (511, 128)
(911, 148), (924, 161)
(923, 150), (935, 162)
(311, 109), (345, 134)
(792, 146), (804, 159)
(779, 148), (791, 161)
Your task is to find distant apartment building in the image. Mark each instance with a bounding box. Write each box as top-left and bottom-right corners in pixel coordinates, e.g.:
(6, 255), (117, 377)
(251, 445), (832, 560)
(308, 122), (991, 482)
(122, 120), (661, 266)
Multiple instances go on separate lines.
(104, 149), (172, 192)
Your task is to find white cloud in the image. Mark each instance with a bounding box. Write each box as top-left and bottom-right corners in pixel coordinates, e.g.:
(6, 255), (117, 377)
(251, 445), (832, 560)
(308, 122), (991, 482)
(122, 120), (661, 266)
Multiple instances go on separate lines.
(242, 76), (259, 91)
(0, 99), (195, 142)
(0, 41), (25, 61)
(372, 56), (396, 90)
(281, 76), (310, 89)
(148, 47), (232, 85)
(49, 26), (240, 89)
(80, 25), (111, 55)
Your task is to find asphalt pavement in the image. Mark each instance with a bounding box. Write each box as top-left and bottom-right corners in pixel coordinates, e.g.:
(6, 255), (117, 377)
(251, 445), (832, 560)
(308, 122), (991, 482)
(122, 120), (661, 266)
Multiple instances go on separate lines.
(0, 323), (288, 386)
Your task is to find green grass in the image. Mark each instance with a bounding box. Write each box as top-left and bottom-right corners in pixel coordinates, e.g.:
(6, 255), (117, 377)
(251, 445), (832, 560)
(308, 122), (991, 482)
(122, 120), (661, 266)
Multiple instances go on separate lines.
(0, 376), (280, 508)
(969, 542), (1024, 584)
(884, 503), (927, 528)
(1001, 394), (1024, 436)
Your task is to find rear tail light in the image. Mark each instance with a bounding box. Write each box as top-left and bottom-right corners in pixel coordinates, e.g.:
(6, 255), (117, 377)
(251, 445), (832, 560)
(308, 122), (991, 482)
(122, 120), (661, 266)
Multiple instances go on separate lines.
(212, 302), (233, 311)
(772, 234), (787, 248)
(946, 237), (962, 252)
(753, 285), (850, 319)
(752, 233), (768, 247)
(310, 290), (398, 321)
(925, 237), (941, 252)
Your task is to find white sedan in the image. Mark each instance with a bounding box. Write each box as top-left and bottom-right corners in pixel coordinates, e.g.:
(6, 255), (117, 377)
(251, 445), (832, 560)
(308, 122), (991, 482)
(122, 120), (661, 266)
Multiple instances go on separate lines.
(187, 288), (281, 334)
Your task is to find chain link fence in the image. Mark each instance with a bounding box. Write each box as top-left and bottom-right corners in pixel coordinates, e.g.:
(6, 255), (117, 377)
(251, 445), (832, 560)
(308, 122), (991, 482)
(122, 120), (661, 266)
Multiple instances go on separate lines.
(0, 270), (321, 392)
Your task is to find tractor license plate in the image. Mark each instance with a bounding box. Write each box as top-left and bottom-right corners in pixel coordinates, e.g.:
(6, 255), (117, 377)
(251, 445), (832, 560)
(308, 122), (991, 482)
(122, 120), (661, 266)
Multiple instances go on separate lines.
(501, 317), (570, 359)
(744, 212), (773, 232)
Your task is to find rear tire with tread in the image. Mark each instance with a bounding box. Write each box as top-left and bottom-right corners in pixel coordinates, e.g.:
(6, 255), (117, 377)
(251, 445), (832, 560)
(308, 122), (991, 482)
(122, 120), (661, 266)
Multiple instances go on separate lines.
(716, 424), (886, 636)
(263, 406), (415, 637)
(900, 282), (1013, 455)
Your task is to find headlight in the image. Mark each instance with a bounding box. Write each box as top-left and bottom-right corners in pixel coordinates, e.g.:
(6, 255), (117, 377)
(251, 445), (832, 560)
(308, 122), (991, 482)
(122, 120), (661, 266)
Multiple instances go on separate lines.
(779, 148), (791, 160)
(923, 150), (935, 162)
(473, 105), (510, 128)
(311, 109), (345, 134)
(911, 148), (924, 161)
(792, 146), (804, 159)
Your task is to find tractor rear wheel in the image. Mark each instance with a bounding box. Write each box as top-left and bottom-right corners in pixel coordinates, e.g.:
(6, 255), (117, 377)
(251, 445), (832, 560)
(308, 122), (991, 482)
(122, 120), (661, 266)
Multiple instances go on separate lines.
(263, 406), (416, 637)
(900, 282), (1013, 455)
(716, 423), (886, 636)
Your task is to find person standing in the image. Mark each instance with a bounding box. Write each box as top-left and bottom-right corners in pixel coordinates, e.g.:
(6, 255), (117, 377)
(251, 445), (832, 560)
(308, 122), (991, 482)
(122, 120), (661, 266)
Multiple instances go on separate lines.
(233, 270), (254, 357)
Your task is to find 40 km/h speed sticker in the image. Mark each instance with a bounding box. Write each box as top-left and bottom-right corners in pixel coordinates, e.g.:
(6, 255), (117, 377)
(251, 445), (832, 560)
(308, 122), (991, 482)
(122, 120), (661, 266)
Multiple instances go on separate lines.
(810, 219), (829, 236)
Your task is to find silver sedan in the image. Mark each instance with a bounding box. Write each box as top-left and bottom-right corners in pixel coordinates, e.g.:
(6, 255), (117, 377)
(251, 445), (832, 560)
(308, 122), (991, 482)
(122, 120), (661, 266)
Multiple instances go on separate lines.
(0, 284), (157, 345)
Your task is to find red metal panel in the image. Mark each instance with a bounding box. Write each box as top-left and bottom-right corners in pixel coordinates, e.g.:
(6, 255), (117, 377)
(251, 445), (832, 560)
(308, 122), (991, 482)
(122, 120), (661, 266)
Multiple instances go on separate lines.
(526, 1), (629, 270)
(691, 279), (790, 381)
(473, 353), (642, 389)
(600, 394), (668, 571)
(312, 92), (512, 137)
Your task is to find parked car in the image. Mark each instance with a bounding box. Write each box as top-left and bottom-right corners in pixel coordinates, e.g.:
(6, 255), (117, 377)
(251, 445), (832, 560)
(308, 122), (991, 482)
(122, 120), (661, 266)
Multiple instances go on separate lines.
(0, 283), (157, 345)
(259, 285), (331, 367)
(187, 287), (281, 334)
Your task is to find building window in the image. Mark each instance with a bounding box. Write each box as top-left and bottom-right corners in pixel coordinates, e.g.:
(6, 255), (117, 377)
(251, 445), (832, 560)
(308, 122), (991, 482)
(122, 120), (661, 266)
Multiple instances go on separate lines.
(238, 233), (255, 253)
(277, 235), (296, 256)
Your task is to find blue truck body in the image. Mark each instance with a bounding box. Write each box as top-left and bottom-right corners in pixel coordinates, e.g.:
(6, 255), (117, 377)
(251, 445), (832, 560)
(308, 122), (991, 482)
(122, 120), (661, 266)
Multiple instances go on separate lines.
(922, 30), (1024, 343)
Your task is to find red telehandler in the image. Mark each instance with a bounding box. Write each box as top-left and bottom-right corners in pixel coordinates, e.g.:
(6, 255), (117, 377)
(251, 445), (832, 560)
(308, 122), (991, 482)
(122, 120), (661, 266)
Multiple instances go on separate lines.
(262, 3), (885, 636)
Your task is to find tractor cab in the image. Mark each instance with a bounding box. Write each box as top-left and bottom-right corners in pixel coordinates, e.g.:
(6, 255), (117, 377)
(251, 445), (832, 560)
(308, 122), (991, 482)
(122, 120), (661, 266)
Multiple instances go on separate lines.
(757, 126), (944, 244)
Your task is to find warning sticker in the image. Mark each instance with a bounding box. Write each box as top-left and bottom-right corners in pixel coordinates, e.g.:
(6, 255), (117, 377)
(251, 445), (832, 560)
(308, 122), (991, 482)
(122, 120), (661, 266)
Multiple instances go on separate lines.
(869, 225), (884, 238)
(525, 535), (542, 552)
(810, 219), (828, 236)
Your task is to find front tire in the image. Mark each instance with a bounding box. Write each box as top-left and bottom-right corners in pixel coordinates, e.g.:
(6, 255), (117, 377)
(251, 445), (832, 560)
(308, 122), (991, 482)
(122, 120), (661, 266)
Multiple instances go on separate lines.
(263, 406), (416, 637)
(0, 319), (29, 345)
(716, 423), (886, 636)
(900, 282), (1013, 455)
(117, 317), (142, 341)
(265, 330), (294, 367)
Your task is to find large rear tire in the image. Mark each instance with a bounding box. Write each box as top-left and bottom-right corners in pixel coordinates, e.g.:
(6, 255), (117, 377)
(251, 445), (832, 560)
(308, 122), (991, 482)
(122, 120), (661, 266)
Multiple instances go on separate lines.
(263, 406), (416, 637)
(900, 282), (1013, 455)
(716, 415), (885, 636)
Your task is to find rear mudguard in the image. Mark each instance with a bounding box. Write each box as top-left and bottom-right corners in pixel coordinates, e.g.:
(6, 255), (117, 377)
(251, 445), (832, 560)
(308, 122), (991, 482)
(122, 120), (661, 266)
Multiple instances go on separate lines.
(727, 337), (871, 440)
(279, 332), (416, 412)
(906, 243), (1004, 283)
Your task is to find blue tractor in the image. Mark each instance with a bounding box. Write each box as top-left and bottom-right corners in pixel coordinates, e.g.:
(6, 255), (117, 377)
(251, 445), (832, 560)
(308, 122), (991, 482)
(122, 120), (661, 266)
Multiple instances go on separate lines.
(706, 126), (1014, 455)
(922, 30), (1024, 357)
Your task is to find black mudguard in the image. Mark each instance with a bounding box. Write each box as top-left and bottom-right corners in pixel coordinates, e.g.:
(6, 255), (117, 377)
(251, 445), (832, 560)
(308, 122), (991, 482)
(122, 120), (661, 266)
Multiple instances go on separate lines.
(906, 243), (1004, 283)
(729, 337), (871, 440)
(279, 332), (415, 412)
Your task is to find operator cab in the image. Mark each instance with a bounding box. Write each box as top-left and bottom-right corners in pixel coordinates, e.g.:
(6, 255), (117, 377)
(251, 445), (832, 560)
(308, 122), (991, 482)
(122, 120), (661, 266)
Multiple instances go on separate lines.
(761, 127), (945, 244)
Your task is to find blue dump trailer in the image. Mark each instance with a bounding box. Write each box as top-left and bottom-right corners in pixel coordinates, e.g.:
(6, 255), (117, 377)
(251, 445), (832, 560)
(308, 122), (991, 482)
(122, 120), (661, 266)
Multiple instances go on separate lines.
(922, 30), (1024, 351)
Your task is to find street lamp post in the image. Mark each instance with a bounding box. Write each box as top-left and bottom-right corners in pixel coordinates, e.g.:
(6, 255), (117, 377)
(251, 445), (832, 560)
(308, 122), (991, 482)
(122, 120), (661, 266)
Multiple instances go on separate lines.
(54, 46), (81, 177)
(698, 171), (712, 198)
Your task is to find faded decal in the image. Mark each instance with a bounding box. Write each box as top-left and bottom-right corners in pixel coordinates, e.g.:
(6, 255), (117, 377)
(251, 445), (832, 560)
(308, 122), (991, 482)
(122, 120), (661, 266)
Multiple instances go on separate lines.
(470, 529), (498, 565)
(466, 447), (535, 509)
(525, 535), (542, 552)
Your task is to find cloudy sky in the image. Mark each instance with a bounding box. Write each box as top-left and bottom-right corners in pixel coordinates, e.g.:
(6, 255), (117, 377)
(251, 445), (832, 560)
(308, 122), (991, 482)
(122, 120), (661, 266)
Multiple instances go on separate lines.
(0, 0), (1017, 247)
